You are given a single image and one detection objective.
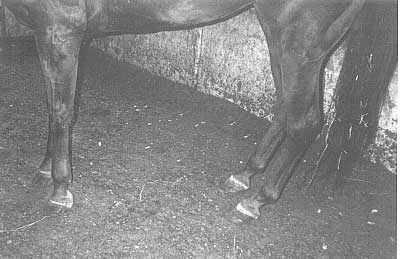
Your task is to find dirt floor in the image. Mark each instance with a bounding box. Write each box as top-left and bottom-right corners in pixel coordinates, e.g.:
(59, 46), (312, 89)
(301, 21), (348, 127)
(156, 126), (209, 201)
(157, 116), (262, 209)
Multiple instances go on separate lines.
(0, 37), (396, 258)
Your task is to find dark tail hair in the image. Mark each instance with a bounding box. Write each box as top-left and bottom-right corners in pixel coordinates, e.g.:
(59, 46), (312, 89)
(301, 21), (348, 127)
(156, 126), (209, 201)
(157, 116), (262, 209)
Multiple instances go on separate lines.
(324, 0), (397, 176)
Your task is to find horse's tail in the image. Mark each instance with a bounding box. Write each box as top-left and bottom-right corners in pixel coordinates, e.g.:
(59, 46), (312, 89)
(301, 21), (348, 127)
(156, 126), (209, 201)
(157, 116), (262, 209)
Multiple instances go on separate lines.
(323, 0), (397, 176)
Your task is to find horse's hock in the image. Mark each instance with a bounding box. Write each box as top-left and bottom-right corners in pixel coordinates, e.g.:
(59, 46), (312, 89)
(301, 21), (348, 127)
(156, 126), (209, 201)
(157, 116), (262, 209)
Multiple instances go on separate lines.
(1, 6), (397, 173)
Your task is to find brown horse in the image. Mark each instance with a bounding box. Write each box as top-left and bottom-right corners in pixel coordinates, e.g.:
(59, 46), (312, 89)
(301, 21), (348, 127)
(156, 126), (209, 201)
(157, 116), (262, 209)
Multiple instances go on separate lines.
(3, 0), (396, 219)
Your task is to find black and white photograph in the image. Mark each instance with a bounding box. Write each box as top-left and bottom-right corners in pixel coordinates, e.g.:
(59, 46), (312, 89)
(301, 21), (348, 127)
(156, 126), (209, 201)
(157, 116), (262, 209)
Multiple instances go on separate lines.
(0, 0), (397, 258)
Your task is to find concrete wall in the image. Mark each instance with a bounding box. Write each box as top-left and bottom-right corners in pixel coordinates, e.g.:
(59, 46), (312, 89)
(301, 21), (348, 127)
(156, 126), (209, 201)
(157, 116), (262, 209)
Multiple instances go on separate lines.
(93, 10), (278, 120)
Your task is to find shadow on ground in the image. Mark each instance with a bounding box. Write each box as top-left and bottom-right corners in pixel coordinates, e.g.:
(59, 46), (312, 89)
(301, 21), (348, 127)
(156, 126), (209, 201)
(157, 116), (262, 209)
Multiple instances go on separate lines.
(0, 37), (396, 258)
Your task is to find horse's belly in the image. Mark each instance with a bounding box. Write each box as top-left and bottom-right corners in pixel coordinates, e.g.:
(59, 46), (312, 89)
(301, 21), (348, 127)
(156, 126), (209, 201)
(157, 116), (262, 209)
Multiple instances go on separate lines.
(87, 0), (254, 35)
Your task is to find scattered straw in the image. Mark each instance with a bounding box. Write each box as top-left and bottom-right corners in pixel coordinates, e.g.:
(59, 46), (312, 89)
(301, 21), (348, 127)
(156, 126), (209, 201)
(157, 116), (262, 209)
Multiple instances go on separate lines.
(367, 192), (389, 196)
(344, 178), (373, 184)
(306, 144), (329, 191)
(0, 216), (50, 233)
(233, 236), (236, 259)
(139, 184), (146, 201)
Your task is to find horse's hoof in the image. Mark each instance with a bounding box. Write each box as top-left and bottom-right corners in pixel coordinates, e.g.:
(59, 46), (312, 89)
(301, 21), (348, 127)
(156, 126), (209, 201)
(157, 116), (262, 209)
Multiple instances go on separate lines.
(235, 199), (261, 219)
(225, 174), (250, 192)
(38, 170), (52, 179)
(48, 190), (73, 209)
(229, 208), (255, 224)
(32, 170), (52, 185)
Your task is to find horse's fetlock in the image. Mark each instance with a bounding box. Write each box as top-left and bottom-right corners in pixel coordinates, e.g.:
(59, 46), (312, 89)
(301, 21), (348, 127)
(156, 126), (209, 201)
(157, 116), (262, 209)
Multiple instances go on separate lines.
(261, 186), (280, 204)
(287, 121), (321, 145)
(248, 155), (267, 170)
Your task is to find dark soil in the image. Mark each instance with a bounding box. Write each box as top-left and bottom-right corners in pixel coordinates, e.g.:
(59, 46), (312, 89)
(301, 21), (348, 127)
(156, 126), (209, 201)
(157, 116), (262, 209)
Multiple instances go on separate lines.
(0, 37), (396, 258)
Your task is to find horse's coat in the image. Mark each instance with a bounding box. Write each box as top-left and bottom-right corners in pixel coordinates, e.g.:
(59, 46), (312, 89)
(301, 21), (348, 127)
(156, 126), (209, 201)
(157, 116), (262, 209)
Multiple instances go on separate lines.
(3, 0), (395, 219)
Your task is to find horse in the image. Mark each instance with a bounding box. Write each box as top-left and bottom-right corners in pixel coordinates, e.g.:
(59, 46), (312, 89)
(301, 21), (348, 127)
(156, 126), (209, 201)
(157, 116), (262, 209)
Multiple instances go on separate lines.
(3, 0), (397, 220)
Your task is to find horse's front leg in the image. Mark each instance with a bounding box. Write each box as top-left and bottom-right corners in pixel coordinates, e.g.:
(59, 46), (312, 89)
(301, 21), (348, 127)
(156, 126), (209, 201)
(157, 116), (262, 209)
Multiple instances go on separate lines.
(35, 31), (84, 209)
(37, 39), (91, 180)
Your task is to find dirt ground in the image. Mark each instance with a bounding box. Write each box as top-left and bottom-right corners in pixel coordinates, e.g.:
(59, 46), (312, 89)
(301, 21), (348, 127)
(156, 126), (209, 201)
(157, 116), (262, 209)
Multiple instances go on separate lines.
(0, 37), (396, 258)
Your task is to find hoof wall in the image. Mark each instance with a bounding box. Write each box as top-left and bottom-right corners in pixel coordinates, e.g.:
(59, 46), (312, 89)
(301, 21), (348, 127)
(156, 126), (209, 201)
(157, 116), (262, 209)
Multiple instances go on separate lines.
(49, 190), (73, 209)
(235, 200), (260, 219)
(230, 209), (255, 224)
(225, 175), (249, 193)
(39, 170), (52, 179)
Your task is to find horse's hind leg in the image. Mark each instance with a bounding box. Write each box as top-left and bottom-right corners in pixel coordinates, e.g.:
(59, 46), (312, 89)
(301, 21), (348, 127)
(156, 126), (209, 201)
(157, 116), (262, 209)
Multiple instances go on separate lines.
(234, 0), (365, 219)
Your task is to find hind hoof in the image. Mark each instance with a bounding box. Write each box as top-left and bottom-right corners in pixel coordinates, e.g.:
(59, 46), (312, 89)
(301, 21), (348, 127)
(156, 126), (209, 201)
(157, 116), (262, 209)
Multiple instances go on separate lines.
(235, 199), (261, 219)
(225, 174), (250, 193)
(49, 190), (73, 209)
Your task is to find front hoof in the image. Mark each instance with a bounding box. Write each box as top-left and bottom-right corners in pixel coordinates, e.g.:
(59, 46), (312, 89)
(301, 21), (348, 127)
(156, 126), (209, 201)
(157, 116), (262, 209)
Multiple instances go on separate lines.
(225, 174), (250, 193)
(48, 190), (73, 209)
(235, 199), (261, 219)
(32, 171), (52, 185)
